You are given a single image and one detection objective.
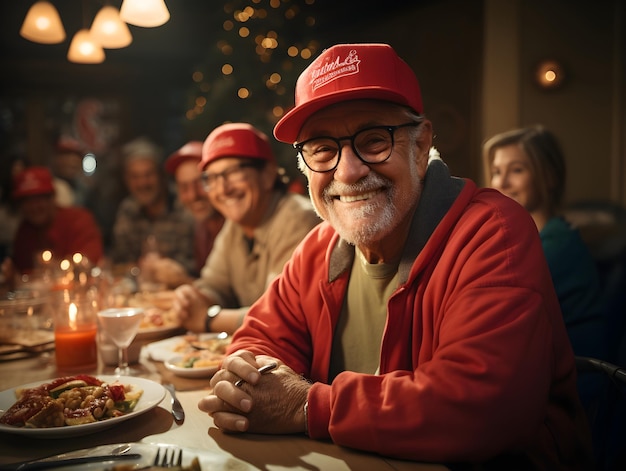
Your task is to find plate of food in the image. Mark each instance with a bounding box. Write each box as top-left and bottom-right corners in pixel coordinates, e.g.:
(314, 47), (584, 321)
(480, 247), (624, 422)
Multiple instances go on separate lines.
(129, 292), (184, 340)
(146, 332), (231, 363)
(0, 375), (165, 438)
(164, 354), (221, 378)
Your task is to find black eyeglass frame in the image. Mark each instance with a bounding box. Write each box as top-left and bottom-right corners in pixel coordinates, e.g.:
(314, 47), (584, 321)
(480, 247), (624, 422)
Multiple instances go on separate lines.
(293, 121), (422, 173)
(200, 161), (262, 192)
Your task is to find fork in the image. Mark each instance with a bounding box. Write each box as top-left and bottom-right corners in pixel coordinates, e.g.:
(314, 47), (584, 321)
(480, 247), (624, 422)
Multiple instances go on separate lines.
(153, 446), (183, 468)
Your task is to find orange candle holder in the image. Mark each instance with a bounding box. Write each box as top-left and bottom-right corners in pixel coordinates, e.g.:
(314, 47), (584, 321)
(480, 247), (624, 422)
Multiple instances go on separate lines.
(53, 292), (98, 373)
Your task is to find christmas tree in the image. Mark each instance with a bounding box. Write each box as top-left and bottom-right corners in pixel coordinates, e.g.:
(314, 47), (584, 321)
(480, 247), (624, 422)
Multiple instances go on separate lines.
(183, 0), (321, 177)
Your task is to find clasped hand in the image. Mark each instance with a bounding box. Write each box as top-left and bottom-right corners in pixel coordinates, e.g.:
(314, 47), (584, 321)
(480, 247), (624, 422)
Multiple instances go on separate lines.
(199, 349), (310, 434)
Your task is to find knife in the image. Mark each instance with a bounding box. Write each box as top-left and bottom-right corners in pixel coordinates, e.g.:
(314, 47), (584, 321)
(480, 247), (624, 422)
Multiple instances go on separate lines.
(163, 383), (185, 424)
(8, 453), (141, 471)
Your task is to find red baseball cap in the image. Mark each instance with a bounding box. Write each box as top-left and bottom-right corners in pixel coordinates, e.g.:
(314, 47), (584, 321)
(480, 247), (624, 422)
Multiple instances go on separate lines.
(165, 141), (203, 175)
(12, 166), (55, 199)
(274, 43), (423, 143)
(56, 135), (84, 154)
(200, 123), (274, 170)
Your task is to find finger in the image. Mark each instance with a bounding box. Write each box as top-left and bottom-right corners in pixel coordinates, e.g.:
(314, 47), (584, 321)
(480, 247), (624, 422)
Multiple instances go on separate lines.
(198, 393), (230, 414)
(212, 380), (252, 413)
(212, 411), (249, 433)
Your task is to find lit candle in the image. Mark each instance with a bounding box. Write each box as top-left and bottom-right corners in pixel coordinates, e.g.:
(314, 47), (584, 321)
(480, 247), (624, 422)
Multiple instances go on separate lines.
(54, 300), (97, 373)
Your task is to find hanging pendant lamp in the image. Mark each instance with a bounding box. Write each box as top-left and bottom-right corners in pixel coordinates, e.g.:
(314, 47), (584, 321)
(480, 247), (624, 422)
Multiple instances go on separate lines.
(91, 5), (132, 48)
(67, 29), (105, 64)
(20, 1), (66, 44)
(120, 0), (170, 28)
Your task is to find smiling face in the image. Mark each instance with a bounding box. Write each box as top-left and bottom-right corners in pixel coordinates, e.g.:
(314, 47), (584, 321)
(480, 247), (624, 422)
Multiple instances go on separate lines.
(298, 100), (431, 263)
(124, 157), (165, 208)
(174, 160), (214, 221)
(204, 157), (276, 234)
(489, 144), (541, 213)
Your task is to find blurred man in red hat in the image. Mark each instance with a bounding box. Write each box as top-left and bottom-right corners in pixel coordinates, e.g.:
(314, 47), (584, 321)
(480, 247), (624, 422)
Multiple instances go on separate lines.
(3, 166), (103, 277)
(139, 141), (225, 288)
(202, 43), (592, 470)
(173, 123), (320, 335)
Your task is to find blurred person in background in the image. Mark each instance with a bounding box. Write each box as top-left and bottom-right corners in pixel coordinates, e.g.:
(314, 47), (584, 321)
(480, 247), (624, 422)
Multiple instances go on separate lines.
(173, 123), (320, 335)
(139, 141), (225, 288)
(51, 135), (91, 207)
(1, 166), (103, 281)
(109, 137), (195, 281)
(483, 125), (606, 408)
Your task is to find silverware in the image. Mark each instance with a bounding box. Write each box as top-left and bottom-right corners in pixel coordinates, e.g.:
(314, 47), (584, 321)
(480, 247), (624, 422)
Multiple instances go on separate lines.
(12, 444), (139, 470)
(154, 446), (183, 467)
(235, 361), (278, 387)
(163, 383), (185, 424)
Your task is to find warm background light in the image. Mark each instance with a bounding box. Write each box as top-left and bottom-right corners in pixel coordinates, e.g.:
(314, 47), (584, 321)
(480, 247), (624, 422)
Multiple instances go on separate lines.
(90, 5), (132, 49)
(20, 0), (66, 44)
(120, 0), (170, 28)
(67, 29), (105, 64)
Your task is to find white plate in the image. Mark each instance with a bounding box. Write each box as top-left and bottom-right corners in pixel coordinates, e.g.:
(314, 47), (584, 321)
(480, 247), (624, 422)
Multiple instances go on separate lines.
(0, 375), (165, 438)
(164, 356), (219, 378)
(145, 332), (229, 362)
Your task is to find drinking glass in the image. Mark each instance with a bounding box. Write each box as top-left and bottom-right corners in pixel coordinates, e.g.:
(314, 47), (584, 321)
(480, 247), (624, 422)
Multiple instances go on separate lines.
(97, 307), (144, 375)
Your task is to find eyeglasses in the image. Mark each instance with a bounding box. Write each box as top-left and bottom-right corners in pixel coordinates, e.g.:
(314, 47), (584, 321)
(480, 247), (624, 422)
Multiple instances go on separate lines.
(200, 162), (259, 192)
(293, 121), (422, 173)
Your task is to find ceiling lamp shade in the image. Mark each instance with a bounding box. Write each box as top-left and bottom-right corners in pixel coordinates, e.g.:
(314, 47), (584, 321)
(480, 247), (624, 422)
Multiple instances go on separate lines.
(20, 1), (66, 44)
(120, 0), (170, 28)
(90, 5), (132, 48)
(67, 29), (105, 64)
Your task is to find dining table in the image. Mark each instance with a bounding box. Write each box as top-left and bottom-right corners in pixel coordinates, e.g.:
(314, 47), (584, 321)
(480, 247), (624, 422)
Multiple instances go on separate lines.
(0, 336), (451, 471)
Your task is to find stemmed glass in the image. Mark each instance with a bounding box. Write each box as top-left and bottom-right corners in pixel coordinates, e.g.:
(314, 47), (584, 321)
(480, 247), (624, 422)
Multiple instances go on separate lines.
(97, 307), (144, 375)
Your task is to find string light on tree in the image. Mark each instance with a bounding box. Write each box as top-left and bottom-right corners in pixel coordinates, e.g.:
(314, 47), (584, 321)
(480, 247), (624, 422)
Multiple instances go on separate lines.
(184, 0), (319, 148)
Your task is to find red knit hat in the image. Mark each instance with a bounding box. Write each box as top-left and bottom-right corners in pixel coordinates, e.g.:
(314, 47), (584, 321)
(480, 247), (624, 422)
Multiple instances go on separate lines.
(12, 166), (55, 199)
(200, 123), (274, 170)
(165, 141), (203, 175)
(274, 43), (423, 143)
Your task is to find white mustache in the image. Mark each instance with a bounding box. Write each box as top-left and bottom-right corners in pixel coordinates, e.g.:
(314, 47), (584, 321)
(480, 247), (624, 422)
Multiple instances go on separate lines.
(323, 173), (389, 200)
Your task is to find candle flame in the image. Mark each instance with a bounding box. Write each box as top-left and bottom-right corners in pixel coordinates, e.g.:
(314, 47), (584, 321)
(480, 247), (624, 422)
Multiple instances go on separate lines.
(69, 302), (77, 330)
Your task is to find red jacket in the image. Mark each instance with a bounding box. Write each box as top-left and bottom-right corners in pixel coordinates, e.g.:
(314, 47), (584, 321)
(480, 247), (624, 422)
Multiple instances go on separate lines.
(230, 160), (591, 469)
(12, 205), (103, 273)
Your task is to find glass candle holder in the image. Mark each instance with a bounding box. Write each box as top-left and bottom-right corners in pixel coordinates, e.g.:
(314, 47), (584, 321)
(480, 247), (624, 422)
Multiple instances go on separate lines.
(53, 289), (98, 373)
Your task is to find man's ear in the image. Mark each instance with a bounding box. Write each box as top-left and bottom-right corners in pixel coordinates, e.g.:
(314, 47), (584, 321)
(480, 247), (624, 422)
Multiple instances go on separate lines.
(415, 120), (433, 154)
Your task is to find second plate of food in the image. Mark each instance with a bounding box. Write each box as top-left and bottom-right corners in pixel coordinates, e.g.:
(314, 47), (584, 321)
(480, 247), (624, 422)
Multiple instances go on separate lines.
(164, 355), (220, 378)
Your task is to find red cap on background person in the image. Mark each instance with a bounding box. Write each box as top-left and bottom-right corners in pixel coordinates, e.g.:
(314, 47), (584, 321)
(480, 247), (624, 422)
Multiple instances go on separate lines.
(56, 135), (84, 154)
(165, 141), (203, 175)
(273, 43), (424, 143)
(200, 123), (274, 170)
(12, 166), (56, 199)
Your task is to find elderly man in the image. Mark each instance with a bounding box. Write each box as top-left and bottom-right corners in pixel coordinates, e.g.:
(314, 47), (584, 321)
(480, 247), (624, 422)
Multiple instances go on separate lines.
(110, 137), (195, 278)
(6, 166), (102, 275)
(140, 141), (226, 288)
(202, 44), (592, 469)
(173, 123), (320, 335)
